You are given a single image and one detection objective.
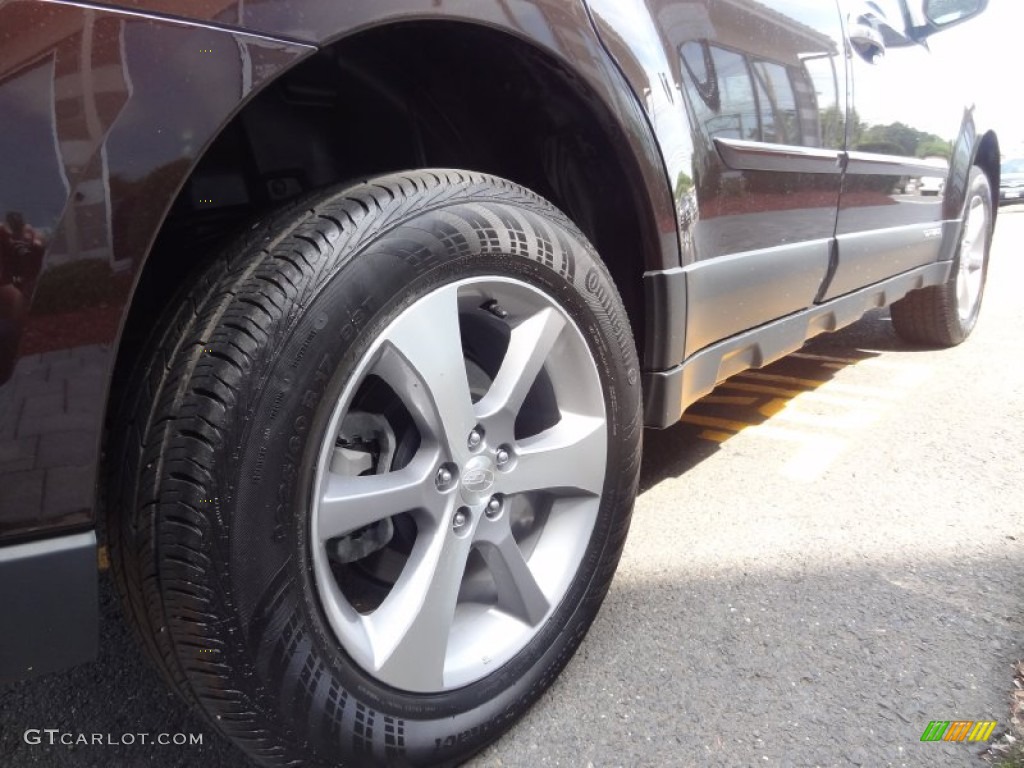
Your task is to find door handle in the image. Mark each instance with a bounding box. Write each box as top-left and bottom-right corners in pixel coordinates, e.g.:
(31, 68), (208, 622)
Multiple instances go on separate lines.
(849, 15), (886, 62)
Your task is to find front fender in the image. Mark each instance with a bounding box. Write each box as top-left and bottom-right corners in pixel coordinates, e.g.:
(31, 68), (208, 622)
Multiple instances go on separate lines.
(0, 0), (310, 541)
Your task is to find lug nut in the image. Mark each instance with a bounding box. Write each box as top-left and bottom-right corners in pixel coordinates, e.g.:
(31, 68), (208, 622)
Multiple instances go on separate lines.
(436, 466), (454, 490)
(485, 496), (502, 519)
(453, 509), (469, 530)
(468, 429), (483, 450)
(496, 447), (511, 467)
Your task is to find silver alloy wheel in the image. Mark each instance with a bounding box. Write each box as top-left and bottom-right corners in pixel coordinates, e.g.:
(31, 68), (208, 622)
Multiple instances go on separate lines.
(956, 192), (989, 323)
(310, 277), (608, 693)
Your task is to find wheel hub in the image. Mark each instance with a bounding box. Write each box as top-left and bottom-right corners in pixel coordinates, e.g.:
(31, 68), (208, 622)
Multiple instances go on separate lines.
(459, 455), (496, 505)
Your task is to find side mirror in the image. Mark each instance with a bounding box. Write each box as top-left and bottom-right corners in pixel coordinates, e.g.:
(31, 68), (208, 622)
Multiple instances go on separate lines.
(918, 0), (987, 33)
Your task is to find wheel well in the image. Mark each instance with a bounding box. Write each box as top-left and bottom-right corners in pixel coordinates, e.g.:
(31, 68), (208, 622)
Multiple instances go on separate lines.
(974, 130), (1000, 219)
(110, 22), (658, 410)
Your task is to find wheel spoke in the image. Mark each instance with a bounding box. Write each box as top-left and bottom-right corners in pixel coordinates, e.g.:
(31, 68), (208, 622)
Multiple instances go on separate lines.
(954, 195), (991, 319)
(477, 521), (550, 626)
(317, 456), (435, 541)
(375, 284), (476, 458)
(966, 227), (987, 271)
(475, 307), (565, 426)
(966, 268), (983, 311)
(957, 267), (971, 310)
(963, 200), (984, 246)
(499, 413), (606, 497)
(365, 522), (474, 690)
(967, 248), (984, 271)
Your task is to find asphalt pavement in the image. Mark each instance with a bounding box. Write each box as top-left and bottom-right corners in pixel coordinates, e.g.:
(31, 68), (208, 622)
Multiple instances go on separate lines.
(3, 208), (1022, 768)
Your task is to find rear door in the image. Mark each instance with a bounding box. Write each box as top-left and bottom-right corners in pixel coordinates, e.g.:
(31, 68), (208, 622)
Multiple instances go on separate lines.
(822, 0), (961, 299)
(588, 0), (848, 358)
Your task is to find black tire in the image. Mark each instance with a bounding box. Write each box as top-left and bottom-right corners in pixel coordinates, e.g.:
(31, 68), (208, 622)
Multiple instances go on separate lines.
(890, 167), (993, 346)
(106, 170), (641, 767)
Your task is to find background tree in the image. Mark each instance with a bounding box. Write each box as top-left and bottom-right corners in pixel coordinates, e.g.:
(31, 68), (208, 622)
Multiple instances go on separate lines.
(856, 121), (951, 158)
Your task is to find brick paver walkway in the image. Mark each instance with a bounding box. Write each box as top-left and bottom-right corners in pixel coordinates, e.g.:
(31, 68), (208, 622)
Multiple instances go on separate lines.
(0, 344), (107, 529)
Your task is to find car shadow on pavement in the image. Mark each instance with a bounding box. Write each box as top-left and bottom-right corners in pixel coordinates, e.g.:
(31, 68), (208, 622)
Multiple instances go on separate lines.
(640, 306), (955, 493)
(641, 328), (884, 492)
(475, 549), (1023, 768)
(7, 550), (1019, 768)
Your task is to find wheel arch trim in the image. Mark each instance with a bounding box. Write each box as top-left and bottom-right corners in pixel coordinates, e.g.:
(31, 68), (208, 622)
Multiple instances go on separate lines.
(101, 11), (682, 474)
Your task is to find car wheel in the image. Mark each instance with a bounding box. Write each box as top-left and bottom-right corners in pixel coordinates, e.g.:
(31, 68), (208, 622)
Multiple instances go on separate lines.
(890, 166), (993, 346)
(107, 170), (641, 766)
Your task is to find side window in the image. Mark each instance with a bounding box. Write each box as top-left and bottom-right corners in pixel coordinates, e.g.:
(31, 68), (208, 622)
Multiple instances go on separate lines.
(709, 46), (757, 140)
(680, 41), (839, 149)
(750, 61), (798, 144)
(680, 42), (758, 142)
(680, 40), (717, 112)
(801, 54), (843, 148)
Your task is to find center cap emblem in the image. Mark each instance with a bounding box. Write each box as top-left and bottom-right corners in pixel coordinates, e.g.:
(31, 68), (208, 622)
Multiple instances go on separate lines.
(463, 468), (494, 493)
(460, 456), (495, 503)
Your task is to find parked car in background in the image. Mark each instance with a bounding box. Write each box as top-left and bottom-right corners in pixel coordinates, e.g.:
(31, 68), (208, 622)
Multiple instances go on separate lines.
(916, 156), (950, 195)
(918, 175), (946, 195)
(1000, 158), (1024, 205)
(0, 0), (998, 765)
